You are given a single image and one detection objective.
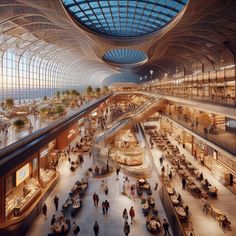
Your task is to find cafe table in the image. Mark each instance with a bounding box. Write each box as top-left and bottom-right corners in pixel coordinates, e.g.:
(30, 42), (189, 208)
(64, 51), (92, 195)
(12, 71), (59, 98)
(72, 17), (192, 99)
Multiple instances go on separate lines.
(175, 206), (186, 217)
(211, 206), (222, 216)
(188, 183), (197, 190)
(137, 178), (146, 185)
(54, 221), (69, 233)
(171, 195), (179, 205)
(167, 187), (174, 195)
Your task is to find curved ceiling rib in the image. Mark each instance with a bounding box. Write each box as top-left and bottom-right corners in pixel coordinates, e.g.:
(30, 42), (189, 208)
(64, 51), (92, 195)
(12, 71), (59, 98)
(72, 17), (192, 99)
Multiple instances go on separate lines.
(0, 0), (236, 86)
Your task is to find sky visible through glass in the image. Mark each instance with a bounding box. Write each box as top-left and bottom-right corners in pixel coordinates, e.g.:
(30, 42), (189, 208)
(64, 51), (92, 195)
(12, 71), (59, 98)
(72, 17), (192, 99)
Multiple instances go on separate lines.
(63, 0), (188, 37)
(103, 48), (148, 64)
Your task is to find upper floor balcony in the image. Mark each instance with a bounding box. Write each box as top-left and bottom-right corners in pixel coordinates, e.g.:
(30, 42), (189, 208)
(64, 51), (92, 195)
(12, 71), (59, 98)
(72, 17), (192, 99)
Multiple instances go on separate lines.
(142, 66), (236, 107)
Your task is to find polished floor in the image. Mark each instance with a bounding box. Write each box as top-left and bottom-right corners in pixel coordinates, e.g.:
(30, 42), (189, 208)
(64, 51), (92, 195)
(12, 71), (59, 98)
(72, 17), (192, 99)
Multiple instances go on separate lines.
(26, 136), (172, 236)
(25, 119), (236, 236)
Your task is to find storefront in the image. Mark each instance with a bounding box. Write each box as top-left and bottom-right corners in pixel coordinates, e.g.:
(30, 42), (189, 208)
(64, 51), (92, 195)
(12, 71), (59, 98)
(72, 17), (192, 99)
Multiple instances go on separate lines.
(193, 138), (215, 170)
(212, 153), (236, 193)
(161, 114), (236, 194)
(5, 155), (41, 219)
(4, 147), (57, 220)
(160, 116), (172, 133)
(57, 123), (80, 149)
(160, 116), (193, 153)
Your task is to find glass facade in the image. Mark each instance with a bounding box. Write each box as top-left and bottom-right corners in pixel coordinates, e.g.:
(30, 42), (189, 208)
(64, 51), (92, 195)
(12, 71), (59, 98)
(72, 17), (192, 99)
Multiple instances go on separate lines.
(63, 0), (188, 37)
(0, 49), (81, 102)
(103, 48), (148, 64)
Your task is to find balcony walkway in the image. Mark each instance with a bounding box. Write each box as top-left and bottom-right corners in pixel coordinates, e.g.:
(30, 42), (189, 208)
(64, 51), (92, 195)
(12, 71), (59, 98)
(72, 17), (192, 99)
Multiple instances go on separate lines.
(163, 113), (236, 157)
(144, 121), (236, 236)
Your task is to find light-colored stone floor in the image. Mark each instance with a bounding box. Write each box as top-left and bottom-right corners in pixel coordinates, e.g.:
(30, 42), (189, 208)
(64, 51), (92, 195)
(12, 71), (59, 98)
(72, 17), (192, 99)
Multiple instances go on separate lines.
(144, 121), (236, 236)
(26, 135), (172, 236)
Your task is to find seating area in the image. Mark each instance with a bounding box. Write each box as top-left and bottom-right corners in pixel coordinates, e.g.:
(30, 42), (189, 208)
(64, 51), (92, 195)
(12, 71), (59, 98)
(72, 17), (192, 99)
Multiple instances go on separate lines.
(146, 215), (162, 234)
(136, 178), (153, 196)
(51, 215), (71, 235)
(147, 128), (219, 199)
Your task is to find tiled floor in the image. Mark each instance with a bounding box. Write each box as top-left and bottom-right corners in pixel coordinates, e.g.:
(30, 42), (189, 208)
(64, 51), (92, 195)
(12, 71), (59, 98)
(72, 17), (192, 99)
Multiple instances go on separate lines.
(144, 121), (236, 236)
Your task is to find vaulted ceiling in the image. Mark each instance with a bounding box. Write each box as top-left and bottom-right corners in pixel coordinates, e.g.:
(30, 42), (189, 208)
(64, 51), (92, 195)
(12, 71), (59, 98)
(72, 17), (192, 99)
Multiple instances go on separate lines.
(0, 0), (236, 85)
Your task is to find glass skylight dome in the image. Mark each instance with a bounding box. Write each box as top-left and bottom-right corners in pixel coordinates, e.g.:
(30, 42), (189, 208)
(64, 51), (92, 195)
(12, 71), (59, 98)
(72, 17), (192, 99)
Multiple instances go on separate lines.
(103, 49), (148, 66)
(62, 0), (188, 37)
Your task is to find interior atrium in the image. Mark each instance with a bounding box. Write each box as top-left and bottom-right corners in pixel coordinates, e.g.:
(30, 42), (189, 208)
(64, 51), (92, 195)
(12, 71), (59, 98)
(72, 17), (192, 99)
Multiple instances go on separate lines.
(0, 1), (236, 236)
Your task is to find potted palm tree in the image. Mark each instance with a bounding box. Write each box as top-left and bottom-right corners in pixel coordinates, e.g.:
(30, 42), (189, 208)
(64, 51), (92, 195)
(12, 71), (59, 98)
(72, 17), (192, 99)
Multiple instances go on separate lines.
(103, 86), (109, 94)
(13, 118), (25, 129)
(5, 98), (14, 109)
(86, 86), (93, 99)
(95, 87), (101, 98)
(56, 91), (61, 99)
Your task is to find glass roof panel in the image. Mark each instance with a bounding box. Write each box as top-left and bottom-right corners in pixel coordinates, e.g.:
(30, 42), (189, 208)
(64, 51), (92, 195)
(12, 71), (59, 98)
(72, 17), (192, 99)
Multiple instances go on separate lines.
(62, 0), (188, 37)
(103, 48), (148, 64)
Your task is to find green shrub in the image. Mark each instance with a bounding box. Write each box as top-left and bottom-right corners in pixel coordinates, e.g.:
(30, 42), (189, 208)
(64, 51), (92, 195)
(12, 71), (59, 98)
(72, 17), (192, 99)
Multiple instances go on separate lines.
(13, 119), (25, 128)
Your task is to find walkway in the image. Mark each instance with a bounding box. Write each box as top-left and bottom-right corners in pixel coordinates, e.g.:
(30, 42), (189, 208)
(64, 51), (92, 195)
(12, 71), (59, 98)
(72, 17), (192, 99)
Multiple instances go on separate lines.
(26, 134), (172, 236)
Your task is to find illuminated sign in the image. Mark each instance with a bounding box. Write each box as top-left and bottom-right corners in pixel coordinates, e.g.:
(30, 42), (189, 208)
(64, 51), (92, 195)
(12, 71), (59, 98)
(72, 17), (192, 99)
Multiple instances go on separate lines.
(68, 129), (75, 139)
(16, 163), (30, 186)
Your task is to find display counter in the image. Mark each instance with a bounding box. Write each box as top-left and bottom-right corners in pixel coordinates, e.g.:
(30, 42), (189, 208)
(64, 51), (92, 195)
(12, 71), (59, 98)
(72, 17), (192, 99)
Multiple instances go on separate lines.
(13, 188), (41, 217)
(5, 178), (41, 218)
(40, 169), (56, 188)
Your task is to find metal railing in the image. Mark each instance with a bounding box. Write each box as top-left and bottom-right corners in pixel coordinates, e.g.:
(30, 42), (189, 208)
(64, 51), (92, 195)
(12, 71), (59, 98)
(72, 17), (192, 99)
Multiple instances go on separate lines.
(0, 93), (113, 160)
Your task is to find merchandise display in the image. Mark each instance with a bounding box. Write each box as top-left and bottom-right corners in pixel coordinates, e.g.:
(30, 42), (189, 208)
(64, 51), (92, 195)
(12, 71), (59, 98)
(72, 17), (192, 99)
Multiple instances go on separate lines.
(5, 178), (41, 218)
(110, 129), (144, 166)
(40, 169), (56, 188)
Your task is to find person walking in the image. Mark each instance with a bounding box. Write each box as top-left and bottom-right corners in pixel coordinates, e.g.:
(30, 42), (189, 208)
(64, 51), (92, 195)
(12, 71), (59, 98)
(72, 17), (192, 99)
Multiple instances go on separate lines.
(102, 201), (106, 215)
(182, 177), (186, 190)
(93, 192), (99, 207)
(163, 219), (171, 236)
(154, 182), (158, 190)
(123, 208), (128, 222)
(124, 221), (130, 236)
(201, 197), (208, 213)
(129, 206), (135, 224)
(116, 167), (120, 180)
(42, 203), (47, 220)
(159, 156), (163, 166)
(130, 184), (135, 198)
(53, 195), (59, 211)
(104, 185), (109, 195)
(93, 221), (99, 236)
(104, 200), (110, 214)
(168, 170), (173, 181)
(122, 181), (126, 194)
(72, 222), (80, 235)
(50, 214), (57, 225)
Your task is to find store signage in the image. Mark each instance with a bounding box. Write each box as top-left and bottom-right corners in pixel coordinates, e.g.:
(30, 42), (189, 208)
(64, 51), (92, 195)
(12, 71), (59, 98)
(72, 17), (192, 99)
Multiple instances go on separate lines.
(68, 129), (75, 139)
(16, 163), (30, 186)
(91, 111), (97, 117)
